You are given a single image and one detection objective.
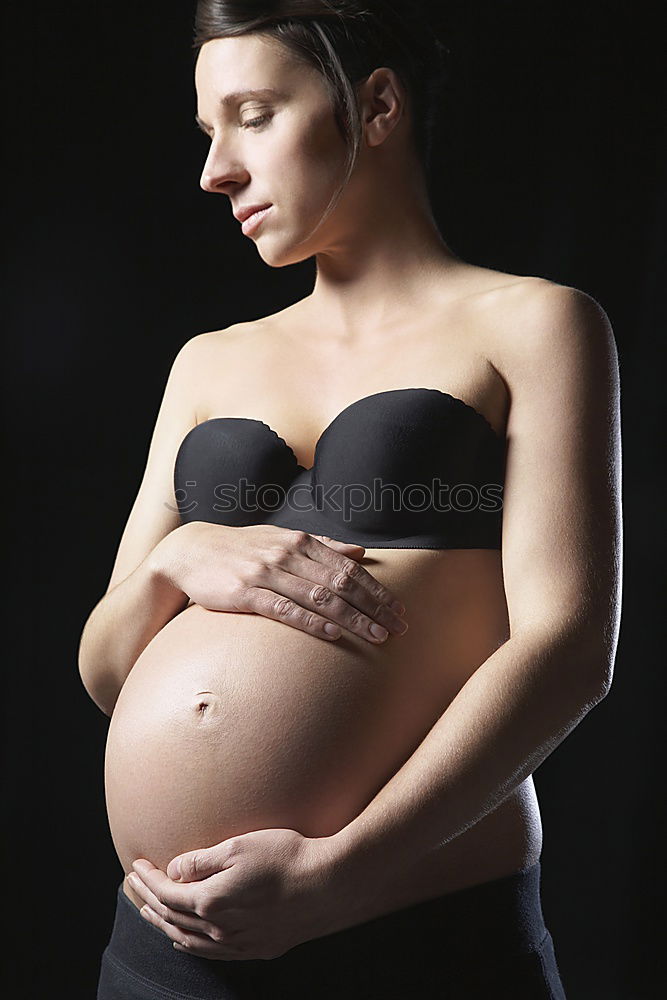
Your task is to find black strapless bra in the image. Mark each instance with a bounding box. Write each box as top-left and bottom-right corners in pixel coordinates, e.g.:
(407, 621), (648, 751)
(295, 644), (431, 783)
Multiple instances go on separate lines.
(173, 388), (506, 550)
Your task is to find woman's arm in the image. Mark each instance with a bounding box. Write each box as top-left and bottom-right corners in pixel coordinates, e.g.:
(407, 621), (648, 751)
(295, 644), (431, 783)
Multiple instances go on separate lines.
(78, 527), (192, 717)
(323, 283), (622, 924)
(77, 331), (214, 716)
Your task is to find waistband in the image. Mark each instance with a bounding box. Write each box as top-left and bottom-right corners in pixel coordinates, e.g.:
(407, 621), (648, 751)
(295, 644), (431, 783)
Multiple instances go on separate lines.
(101, 861), (547, 997)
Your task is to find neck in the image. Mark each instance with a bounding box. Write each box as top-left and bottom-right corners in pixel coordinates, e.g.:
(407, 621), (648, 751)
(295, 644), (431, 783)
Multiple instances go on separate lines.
(307, 171), (462, 342)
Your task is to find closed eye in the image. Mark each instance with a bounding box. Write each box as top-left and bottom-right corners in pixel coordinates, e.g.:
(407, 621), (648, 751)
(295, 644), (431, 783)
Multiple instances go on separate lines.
(242, 114), (271, 130)
(195, 114), (271, 139)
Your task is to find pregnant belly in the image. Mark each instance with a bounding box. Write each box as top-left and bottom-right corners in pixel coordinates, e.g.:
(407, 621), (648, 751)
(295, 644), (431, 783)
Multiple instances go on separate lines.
(106, 608), (451, 873)
(105, 549), (538, 903)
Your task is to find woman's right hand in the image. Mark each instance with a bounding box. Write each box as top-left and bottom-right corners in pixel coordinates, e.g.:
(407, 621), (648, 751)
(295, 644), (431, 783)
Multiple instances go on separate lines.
(158, 521), (408, 644)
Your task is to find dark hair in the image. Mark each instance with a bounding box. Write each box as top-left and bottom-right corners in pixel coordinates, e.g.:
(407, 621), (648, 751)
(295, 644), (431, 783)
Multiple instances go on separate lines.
(192, 1), (451, 191)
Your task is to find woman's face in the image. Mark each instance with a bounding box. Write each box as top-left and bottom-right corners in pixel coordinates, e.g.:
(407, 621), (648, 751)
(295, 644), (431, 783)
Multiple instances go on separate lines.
(194, 33), (352, 266)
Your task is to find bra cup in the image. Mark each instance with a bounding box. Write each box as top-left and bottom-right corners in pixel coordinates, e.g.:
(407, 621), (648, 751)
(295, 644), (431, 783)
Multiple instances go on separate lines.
(312, 393), (497, 538)
(174, 418), (300, 527)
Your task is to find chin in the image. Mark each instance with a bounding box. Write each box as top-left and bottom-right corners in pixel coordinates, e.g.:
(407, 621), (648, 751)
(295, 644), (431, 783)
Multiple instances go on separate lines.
(256, 239), (314, 269)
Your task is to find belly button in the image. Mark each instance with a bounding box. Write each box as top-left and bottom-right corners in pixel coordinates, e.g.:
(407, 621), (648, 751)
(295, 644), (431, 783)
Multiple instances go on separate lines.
(194, 690), (216, 716)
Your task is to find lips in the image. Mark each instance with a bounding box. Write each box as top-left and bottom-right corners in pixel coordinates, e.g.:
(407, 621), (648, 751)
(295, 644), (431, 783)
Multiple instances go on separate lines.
(234, 203), (272, 224)
(240, 206), (272, 236)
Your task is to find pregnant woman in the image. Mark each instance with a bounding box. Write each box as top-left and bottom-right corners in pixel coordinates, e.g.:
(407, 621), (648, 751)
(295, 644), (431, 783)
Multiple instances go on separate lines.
(79, 3), (622, 998)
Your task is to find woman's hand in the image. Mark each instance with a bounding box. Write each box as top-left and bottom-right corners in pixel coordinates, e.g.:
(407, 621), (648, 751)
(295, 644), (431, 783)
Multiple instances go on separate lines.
(128, 830), (353, 961)
(158, 522), (408, 644)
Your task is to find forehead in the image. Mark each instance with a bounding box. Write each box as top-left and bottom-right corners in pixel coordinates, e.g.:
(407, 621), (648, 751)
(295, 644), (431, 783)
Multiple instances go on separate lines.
(195, 34), (305, 95)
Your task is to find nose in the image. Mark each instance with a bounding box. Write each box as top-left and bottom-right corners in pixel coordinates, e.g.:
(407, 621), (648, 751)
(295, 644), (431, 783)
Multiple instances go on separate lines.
(200, 142), (249, 194)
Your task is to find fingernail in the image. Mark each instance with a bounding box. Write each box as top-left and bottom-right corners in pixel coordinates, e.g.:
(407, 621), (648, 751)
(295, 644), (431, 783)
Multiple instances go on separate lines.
(370, 623), (388, 640)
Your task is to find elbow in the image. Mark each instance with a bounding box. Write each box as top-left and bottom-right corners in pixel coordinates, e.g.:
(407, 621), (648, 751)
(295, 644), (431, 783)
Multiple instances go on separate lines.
(581, 657), (613, 707)
(590, 656), (614, 703)
(515, 619), (617, 702)
(575, 637), (617, 705)
(562, 622), (616, 702)
(77, 632), (118, 718)
(558, 638), (613, 707)
(593, 643), (615, 698)
(78, 659), (117, 718)
(90, 694), (115, 719)
(78, 673), (116, 718)
(577, 615), (618, 700)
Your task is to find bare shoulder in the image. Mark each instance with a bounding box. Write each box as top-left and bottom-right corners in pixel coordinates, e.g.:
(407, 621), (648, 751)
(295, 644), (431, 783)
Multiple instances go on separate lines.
(181, 318), (267, 374)
(185, 320), (257, 354)
(495, 276), (615, 356)
(192, 298), (312, 366)
(182, 316), (284, 415)
(190, 307), (291, 354)
(477, 275), (618, 392)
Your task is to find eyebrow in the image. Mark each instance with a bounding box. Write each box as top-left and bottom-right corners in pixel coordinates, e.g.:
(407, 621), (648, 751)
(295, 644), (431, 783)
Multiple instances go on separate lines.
(194, 88), (283, 131)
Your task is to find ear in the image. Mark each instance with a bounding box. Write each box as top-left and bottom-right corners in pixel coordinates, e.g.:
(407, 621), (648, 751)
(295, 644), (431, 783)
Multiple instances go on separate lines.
(357, 67), (407, 149)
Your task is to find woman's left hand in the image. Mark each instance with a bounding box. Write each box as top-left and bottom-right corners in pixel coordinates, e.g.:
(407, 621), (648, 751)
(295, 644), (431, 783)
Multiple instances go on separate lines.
(128, 828), (346, 961)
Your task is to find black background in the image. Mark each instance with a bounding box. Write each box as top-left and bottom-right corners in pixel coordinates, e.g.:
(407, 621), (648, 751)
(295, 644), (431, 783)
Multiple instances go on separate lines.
(2, 1), (664, 996)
